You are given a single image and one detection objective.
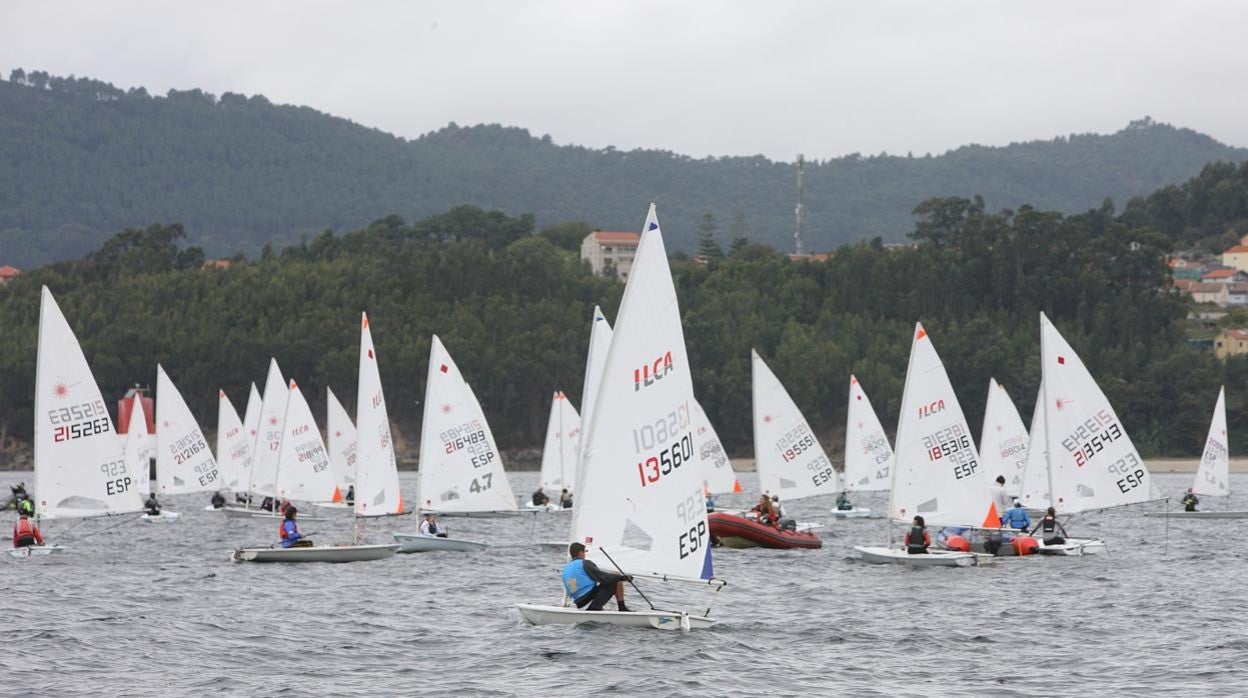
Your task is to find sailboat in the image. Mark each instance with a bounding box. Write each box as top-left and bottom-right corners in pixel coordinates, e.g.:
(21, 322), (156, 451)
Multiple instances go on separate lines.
(838, 374), (893, 517)
(528, 390), (580, 512)
(979, 378), (1030, 498)
(123, 397), (168, 522)
(854, 323), (993, 567)
(14, 287), (144, 557)
(147, 364), (221, 521)
(1146, 387), (1245, 519)
(691, 399), (740, 498)
(517, 204), (726, 630)
(233, 314), (400, 562)
(211, 388), (248, 508)
(323, 386), (357, 508)
(1029, 312), (1161, 552)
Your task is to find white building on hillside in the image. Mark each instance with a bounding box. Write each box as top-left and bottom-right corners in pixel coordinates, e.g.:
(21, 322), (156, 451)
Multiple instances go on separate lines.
(580, 231), (640, 279)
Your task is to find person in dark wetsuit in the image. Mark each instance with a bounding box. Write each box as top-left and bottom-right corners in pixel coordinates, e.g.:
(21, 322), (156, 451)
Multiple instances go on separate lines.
(145, 493), (162, 516)
(1029, 506), (1068, 545)
(532, 489), (550, 507)
(1182, 488), (1199, 512)
(836, 491), (853, 511)
(210, 491), (226, 509)
(345, 485), (355, 505)
(260, 496), (275, 512)
(560, 489), (573, 509)
(904, 515), (931, 554)
(561, 542), (632, 612)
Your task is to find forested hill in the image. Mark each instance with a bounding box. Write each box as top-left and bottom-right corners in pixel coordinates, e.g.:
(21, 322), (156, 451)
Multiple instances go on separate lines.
(3, 69), (1248, 267)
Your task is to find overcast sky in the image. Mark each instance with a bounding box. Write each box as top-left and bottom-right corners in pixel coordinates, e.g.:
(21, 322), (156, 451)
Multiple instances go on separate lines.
(3, 1), (1245, 161)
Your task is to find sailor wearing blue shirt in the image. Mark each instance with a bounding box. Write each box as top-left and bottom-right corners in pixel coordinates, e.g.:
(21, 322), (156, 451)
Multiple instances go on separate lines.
(562, 542), (632, 612)
(1002, 499), (1031, 530)
(279, 506), (313, 548)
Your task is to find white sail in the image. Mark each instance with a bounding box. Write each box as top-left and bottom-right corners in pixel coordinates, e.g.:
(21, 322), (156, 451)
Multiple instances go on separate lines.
(572, 205), (713, 579)
(215, 389), (249, 491)
(888, 323), (993, 527)
(1192, 386), (1229, 497)
(693, 399), (740, 495)
(327, 386), (358, 491)
(274, 379), (338, 503)
(123, 397), (152, 498)
(248, 359), (288, 497)
(979, 378), (1030, 497)
(34, 286), (143, 519)
(843, 374), (893, 492)
(1040, 312), (1155, 514)
(1018, 391), (1050, 510)
(416, 336), (517, 513)
(574, 306), (613, 491)
(538, 391), (581, 492)
(155, 365), (221, 495)
(354, 312), (404, 516)
(242, 382), (262, 461)
(752, 349), (837, 502)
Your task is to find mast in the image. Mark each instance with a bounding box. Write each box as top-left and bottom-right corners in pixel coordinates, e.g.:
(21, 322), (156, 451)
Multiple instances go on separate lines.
(794, 154), (806, 256)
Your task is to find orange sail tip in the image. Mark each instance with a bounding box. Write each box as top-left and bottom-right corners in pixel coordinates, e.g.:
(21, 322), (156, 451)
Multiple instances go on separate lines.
(916, 327), (927, 340)
(850, 375), (858, 385)
(362, 312), (369, 329)
(982, 502), (1001, 529)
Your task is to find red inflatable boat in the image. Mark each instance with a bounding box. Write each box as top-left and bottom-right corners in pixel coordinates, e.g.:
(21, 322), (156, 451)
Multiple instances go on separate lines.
(708, 512), (823, 550)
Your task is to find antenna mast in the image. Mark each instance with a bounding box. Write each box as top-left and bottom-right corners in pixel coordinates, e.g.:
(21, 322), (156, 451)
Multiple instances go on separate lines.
(794, 153), (806, 256)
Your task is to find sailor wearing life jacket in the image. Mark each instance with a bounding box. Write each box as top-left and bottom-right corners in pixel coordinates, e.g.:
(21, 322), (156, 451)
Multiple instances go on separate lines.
(419, 513), (448, 538)
(279, 506), (311, 548)
(1002, 500), (1031, 530)
(12, 511), (44, 548)
(561, 542), (632, 612)
(904, 515), (931, 554)
(1028, 507), (1068, 545)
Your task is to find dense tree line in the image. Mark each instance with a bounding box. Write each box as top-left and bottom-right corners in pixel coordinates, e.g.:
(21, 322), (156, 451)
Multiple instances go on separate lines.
(3, 71), (1247, 267)
(2, 192), (1246, 463)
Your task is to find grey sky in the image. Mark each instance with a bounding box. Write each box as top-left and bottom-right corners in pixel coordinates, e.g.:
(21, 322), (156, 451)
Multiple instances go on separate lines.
(3, 1), (1245, 161)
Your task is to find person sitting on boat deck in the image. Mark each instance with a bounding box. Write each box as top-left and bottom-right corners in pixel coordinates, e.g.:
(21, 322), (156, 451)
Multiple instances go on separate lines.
(750, 494), (779, 527)
(12, 510), (44, 549)
(144, 493), (161, 516)
(1002, 499), (1031, 530)
(1183, 488), (1199, 512)
(1029, 507), (1068, 545)
(279, 506), (313, 548)
(905, 515), (931, 554)
(532, 489), (551, 507)
(836, 491), (853, 511)
(259, 496), (275, 512)
(210, 491), (226, 509)
(562, 542), (632, 612)
(345, 485), (355, 505)
(419, 513), (448, 538)
(560, 488), (573, 509)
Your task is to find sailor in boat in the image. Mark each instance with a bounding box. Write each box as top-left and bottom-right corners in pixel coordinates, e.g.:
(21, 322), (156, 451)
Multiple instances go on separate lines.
(905, 516), (931, 554)
(835, 491), (853, 512)
(990, 475), (1011, 518)
(12, 510), (44, 549)
(562, 542), (632, 612)
(419, 513), (449, 538)
(1029, 507), (1068, 545)
(705, 493), (716, 512)
(532, 489), (551, 507)
(279, 507), (313, 548)
(144, 493), (162, 517)
(1002, 500), (1031, 531)
(559, 488), (573, 509)
(345, 485), (355, 506)
(771, 495), (786, 519)
(259, 496), (275, 512)
(1182, 488), (1199, 512)
(749, 495), (780, 527)
(17, 495), (35, 517)
(210, 491), (226, 509)
(235, 492), (252, 505)
(6, 482), (28, 510)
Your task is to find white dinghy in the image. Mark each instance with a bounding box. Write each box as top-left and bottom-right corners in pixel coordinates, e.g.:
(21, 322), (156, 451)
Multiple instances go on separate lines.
(150, 364), (223, 520)
(517, 205), (727, 630)
(837, 375), (894, 518)
(980, 378), (1030, 497)
(14, 287), (146, 557)
(526, 390), (579, 512)
(121, 398), (176, 523)
(1145, 386), (1247, 519)
(214, 388), (248, 496)
(692, 399), (741, 499)
(321, 386), (357, 509)
(230, 543), (399, 563)
(219, 360), (288, 518)
(854, 323), (994, 568)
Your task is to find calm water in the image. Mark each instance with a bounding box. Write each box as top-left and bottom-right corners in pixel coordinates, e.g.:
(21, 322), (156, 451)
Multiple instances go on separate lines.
(3, 470), (1246, 697)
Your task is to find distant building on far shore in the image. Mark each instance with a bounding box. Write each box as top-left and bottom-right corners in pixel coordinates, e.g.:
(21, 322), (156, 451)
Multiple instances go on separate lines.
(0, 265), (20, 285)
(580, 231), (640, 280)
(1214, 328), (1248, 359)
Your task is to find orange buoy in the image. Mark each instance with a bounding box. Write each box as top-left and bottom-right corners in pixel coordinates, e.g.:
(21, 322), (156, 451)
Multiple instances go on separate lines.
(945, 535), (970, 552)
(1012, 535), (1039, 556)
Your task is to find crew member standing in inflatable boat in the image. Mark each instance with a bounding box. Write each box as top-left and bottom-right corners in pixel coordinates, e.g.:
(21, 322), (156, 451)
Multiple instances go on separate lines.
(1002, 500), (1031, 530)
(904, 516), (930, 554)
(561, 542), (632, 612)
(1029, 507), (1068, 545)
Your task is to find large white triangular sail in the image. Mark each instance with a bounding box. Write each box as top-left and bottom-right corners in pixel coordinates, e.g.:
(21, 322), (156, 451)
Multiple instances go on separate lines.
(242, 382), (262, 464)
(888, 323), (993, 527)
(752, 349), (838, 502)
(1018, 391), (1050, 510)
(1039, 313), (1156, 514)
(155, 365), (221, 495)
(979, 378), (1030, 497)
(843, 375), (893, 492)
(539, 391), (581, 492)
(354, 312), (403, 516)
(274, 379), (338, 503)
(327, 386), (358, 493)
(417, 336), (517, 513)
(34, 286), (143, 519)
(693, 399), (740, 495)
(123, 397), (152, 498)
(216, 390), (249, 491)
(572, 205), (713, 580)
(573, 306), (613, 492)
(248, 359), (288, 497)
(1193, 387), (1229, 497)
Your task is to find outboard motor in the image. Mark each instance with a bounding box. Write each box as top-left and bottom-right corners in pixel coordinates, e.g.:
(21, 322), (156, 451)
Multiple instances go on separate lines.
(778, 518), (797, 532)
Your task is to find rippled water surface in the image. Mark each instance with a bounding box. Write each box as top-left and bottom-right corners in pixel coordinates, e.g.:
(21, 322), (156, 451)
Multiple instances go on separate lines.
(4, 470), (1247, 696)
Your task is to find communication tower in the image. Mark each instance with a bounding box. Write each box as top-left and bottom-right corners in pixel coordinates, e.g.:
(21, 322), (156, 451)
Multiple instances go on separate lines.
(794, 154), (806, 256)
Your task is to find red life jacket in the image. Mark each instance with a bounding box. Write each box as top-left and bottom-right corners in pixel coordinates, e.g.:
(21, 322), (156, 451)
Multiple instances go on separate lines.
(279, 521), (290, 539)
(14, 517), (39, 544)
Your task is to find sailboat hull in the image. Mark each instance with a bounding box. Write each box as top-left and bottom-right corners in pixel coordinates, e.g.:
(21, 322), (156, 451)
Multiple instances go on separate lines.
(218, 506), (330, 521)
(829, 507), (874, 519)
(854, 545), (980, 567)
(515, 604), (716, 630)
(393, 533), (488, 553)
(140, 511), (180, 523)
(230, 543), (400, 563)
(1034, 538), (1106, 555)
(8, 545), (66, 558)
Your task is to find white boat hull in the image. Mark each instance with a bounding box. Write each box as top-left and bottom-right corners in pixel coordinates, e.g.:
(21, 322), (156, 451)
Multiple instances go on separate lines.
(8, 545), (66, 558)
(316, 501), (353, 510)
(230, 543), (400, 563)
(219, 506), (330, 521)
(522, 502), (567, 513)
(1034, 538), (1106, 556)
(1143, 510), (1248, 519)
(854, 545), (979, 567)
(515, 604), (716, 631)
(140, 511), (180, 523)
(830, 507), (873, 519)
(393, 533), (488, 553)
(422, 509), (522, 519)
